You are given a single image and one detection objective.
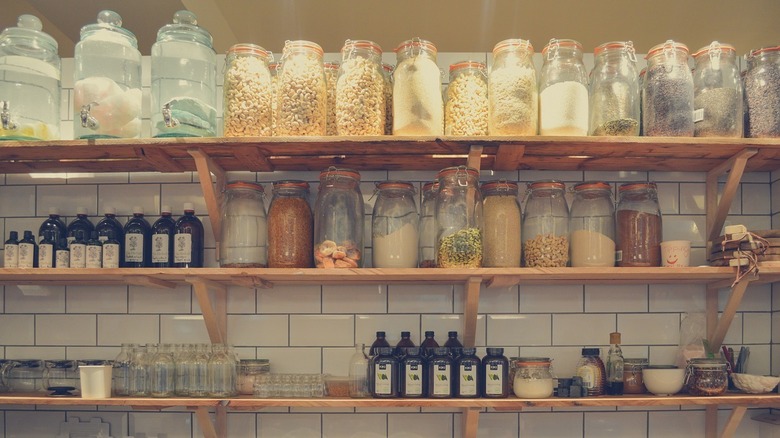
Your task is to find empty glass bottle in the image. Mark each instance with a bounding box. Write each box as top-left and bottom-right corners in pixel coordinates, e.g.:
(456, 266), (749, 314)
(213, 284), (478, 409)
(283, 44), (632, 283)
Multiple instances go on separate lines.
(348, 343), (370, 398)
(208, 344), (237, 397)
(189, 344), (210, 398)
(128, 344), (150, 396)
(148, 344), (175, 397)
(418, 181), (438, 268)
(112, 343), (134, 396)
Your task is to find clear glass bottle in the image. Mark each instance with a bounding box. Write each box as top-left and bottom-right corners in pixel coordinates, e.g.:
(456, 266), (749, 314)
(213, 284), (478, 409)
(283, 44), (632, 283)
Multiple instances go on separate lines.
(513, 357), (555, 398)
(313, 168), (364, 268)
(382, 63), (394, 135)
(337, 39), (385, 135)
(348, 343), (370, 398)
(324, 61), (339, 136)
(418, 181), (438, 268)
(435, 166), (483, 268)
(148, 344), (175, 397)
(74, 10), (142, 139)
(445, 61), (488, 136)
(174, 203), (204, 268)
(189, 344), (210, 397)
(151, 206), (176, 268)
(174, 344), (193, 396)
(589, 41), (640, 136)
(605, 332), (624, 395)
(616, 182), (662, 267)
(692, 42), (743, 138)
(277, 40), (327, 136)
(569, 181), (616, 267)
(685, 358), (728, 396)
(208, 344), (237, 397)
(267, 180), (313, 268)
(744, 45), (780, 138)
(575, 348), (605, 396)
(112, 343), (134, 396)
(522, 180), (569, 267)
(123, 206), (152, 267)
(220, 181), (268, 268)
(393, 38), (443, 135)
(372, 181), (419, 268)
(151, 10), (217, 137)
(539, 38), (589, 136)
(128, 344), (150, 397)
(223, 43), (272, 137)
(643, 40), (694, 137)
(488, 39), (538, 135)
(622, 358), (648, 394)
(481, 180), (521, 267)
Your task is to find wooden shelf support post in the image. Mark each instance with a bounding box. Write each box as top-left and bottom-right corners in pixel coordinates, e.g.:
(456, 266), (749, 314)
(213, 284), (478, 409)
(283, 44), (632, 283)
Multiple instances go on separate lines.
(467, 145), (484, 171)
(189, 149), (227, 261)
(194, 406), (219, 438)
(707, 277), (753, 353)
(187, 277), (228, 345)
(462, 407), (480, 438)
(720, 406), (747, 438)
(462, 277), (481, 348)
(705, 148), (757, 249)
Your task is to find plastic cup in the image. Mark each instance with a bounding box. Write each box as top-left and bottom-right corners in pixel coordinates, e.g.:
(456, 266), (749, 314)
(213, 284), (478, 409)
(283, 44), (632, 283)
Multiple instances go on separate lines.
(79, 365), (112, 398)
(660, 240), (691, 267)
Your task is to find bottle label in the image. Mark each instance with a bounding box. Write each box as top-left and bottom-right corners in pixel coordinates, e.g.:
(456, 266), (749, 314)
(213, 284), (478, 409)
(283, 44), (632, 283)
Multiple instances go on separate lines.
(70, 244), (86, 268)
(86, 245), (102, 268)
(485, 363), (504, 395)
(578, 366), (596, 389)
(103, 243), (120, 268)
(55, 250), (70, 268)
(174, 233), (192, 263)
(38, 243), (54, 268)
(374, 363), (392, 395)
(18, 243), (35, 268)
(152, 234), (170, 263)
(404, 363), (423, 396)
(4, 244), (18, 268)
(432, 363), (451, 396)
(125, 234), (144, 263)
(459, 363), (478, 396)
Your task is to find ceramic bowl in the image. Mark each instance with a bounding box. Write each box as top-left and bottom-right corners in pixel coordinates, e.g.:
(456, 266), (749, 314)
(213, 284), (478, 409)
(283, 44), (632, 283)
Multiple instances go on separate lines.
(642, 366), (686, 396)
(731, 373), (780, 394)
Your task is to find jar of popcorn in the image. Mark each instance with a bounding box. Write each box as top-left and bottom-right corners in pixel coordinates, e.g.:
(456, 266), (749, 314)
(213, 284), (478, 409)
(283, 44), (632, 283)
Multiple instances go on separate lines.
(445, 61), (488, 136)
(276, 40), (327, 136)
(222, 43), (272, 137)
(336, 40), (385, 135)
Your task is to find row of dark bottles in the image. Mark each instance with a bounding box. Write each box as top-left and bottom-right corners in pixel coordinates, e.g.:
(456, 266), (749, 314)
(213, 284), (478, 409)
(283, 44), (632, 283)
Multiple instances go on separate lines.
(369, 330), (464, 358)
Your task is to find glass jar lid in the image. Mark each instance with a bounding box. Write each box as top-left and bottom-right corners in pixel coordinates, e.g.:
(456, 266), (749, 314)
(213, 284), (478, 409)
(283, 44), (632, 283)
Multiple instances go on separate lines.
(436, 165), (479, 180)
(646, 40), (689, 59)
(542, 38), (583, 58)
(481, 179), (519, 195)
(324, 61), (340, 71)
(376, 181), (415, 192)
(283, 40), (324, 57)
(618, 182), (657, 193)
(227, 43), (270, 59)
(239, 359), (270, 369)
(594, 41), (636, 57)
(272, 180), (310, 192)
(529, 179), (566, 191)
(748, 45), (780, 58)
(449, 60), (487, 75)
(573, 181), (611, 192)
(79, 10), (137, 48)
(156, 10), (213, 48)
(341, 39), (383, 56)
(516, 357), (551, 366)
(0, 15), (58, 63)
(492, 38), (534, 56)
(688, 358), (727, 369)
(395, 38), (437, 56)
(692, 41), (737, 59)
(319, 167), (361, 182)
(422, 181), (439, 194)
(226, 181), (264, 193)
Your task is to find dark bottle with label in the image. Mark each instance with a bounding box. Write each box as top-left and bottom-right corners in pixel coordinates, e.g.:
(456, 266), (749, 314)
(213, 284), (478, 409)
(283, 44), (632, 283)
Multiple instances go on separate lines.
(38, 230), (56, 268)
(420, 330), (439, 359)
(369, 331), (391, 357)
(102, 230), (121, 268)
(39, 207), (67, 243)
(123, 206), (152, 267)
(4, 231), (19, 268)
(55, 238), (69, 268)
(400, 347), (426, 398)
(18, 230), (38, 268)
(70, 230), (87, 268)
(427, 347), (454, 398)
(395, 331), (416, 357)
(66, 207), (94, 244)
(96, 207), (125, 266)
(456, 348), (481, 398)
(369, 347), (399, 398)
(444, 331), (464, 358)
(151, 205), (176, 268)
(174, 203), (204, 268)
(482, 347), (510, 398)
(85, 231), (103, 268)
(606, 332), (625, 395)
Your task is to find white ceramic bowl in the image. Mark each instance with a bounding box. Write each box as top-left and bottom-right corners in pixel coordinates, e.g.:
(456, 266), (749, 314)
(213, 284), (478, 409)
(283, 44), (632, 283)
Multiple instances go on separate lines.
(642, 366), (686, 396)
(731, 373), (780, 394)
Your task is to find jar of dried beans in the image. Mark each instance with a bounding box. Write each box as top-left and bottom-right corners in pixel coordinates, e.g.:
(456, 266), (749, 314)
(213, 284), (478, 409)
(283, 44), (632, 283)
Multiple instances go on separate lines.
(314, 168), (364, 268)
(692, 42), (742, 138)
(267, 180), (313, 268)
(393, 38), (443, 135)
(616, 182), (662, 267)
(481, 180), (521, 267)
(337, 40), (385, 135)
(643, 40), (694, 137)
(685, 358), (728, 396)
(435, 166), (483, 268)
(522, 180), (569, 267)
(418, 181), (438, 268)
(569, 181), (615, 267)
(745, 45), (780, 138)
(539, 39), (589, 136)
(219, 181), (267, 268)
(372, 181), (418, 268)
(276, 40), (327, 136)
(445, 61), (488, 135)
(589, 41), (640, 136)
(223, 43), (272, 137)
(488, 39), (537, 135)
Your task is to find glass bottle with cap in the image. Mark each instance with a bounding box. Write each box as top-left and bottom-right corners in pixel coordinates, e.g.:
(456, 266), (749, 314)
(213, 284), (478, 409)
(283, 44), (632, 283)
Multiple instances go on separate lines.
(336, 39), (385, 135)
(539, 38), (589, 136)
(151, 206), (176, 268)
(427, 347), (454, 398)
(39, 207), (67, 243)
(102, 229), (121, 269)
(589, 41), (640, 136)
(692, 41), (743, 138)
(55, 238), (69, 268)
(393, 38), (443, 135)
(522, 180), (569, 267)
(74, 10), (142, 139)
(95, 207), (125, 267)
(69, 230), (87, 268)
(18, 230), (38, 268)
(313, 168), (364, 268)
(488, 39), (537, 135)
(482, 348), (510, 398)
(605, 332), (624, 395)
(4, 231), (19, 268)
(38, 230), (55, 268)
(369, 347), (399, 398)
(399, 347), (425, 398)
(569, 181), (615, 267)
(123, 206), (152, 267)
(174, 203), (204, 268)
(372, 181), (419, 268)
(220, 181), (268, 268)
(455, 348), (481, 398)
(66, 207), (94, 245)
(643, 40), (694, 137)
(435, 166), (483, 268)
(223, 44), (272, 137)
(276, 40), (327, 136)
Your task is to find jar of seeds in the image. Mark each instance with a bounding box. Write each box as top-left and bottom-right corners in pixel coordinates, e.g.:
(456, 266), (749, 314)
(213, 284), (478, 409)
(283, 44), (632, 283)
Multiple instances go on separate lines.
(445, 61), (488, 135)
(276, 40), (327, 136)
(522, 180), (569, 267)
(692, 42), (743, 138)
(324, 61), (339, 136)
(223, 43), (272, 137)
(745, 45), (780, 138)
(589, 41), (640, 136)
(435, 166), (483, 268)
(337, 40), (385, 136)
(488, 39), (538, 135)
(643, 40), (694, 137)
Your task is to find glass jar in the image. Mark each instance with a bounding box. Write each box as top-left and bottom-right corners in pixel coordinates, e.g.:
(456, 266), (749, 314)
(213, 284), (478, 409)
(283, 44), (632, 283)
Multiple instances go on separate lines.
(435, 166), (483, 268)
(0, 15), (60, 141)
(372, 181), (419, 268)
(4, 359), (44, 393)
(151, 10), (217, 138)
(569, 181), (616, 267)
(513, 357), (554, 398)
(643, 40), (694, 137)
(539, 38), (589, 136)
(349, 343), (370, 398)
(418, 181), (438, 268)
(267, 180), (313, 268)
(219, 181), (268, 268)
(74, 10), (142, 139)
(616, 182), (662, 267)
(43, 360), (79, 391)
(112, 343), (134, 396)
(324, 61), (339, 136)
(522, 180), (569, 267)
(445, 61), (488, 135)
(277, 40), (327, 136)
(208, 344), (237, 397)
(393, 38), (443, 135)
(686, 358), (728, 396)
(238, 359), (270, 395)
(223, 43), (272, 137)
(576, 348), (606, 396)
(148, 344), (175, 397)
(488, 39), (537, 135)
(589, 41), (640, 136)
(314, 168), (364, 268)
(622, 358), (648, 394)
(692, 42), (742, 138)
(481, 180), (521, 267)
(270, 62), (279, 135)
(382, 63), (394, 135)
(337, 40), (385, 135)
(745, 45), (780, 138)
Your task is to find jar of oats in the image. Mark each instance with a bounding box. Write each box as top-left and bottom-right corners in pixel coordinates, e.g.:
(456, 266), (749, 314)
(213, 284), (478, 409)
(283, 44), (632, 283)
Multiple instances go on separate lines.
(276, 40), (327, 136)
(324, 61), (339, 136)
(267, 180), (313, 268)
(382, 64), (394, 135)
(488, 39), (538, 135)
(337, 40), (385, 136)
(393, 38), (443, 135)
(522, 180), (569, 267)
(445, 61), (488, 136)
(223, 43), (272, 137)
(435, 166), (483, 268)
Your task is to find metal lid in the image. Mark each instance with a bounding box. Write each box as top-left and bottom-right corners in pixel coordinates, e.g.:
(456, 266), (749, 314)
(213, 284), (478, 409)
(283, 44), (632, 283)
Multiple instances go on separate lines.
(156, 10), (213, 48)
(581, 348), (600, 356)
(79, 10), (138, 49)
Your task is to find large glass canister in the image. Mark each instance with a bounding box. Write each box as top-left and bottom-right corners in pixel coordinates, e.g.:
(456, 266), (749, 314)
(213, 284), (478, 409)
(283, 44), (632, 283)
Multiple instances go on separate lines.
(481, 180), (521, 267)
(314, 168), (364, 268)
(435, 166), (483, 268)
(393, 38), (443, 135)
(488, 39), (537, 135)
(685, 358), (728, 396)
(223, 43), (272, 137)
(744, 45), (780, 138)
(569, 181), (616, 267)
(692, 42), (743, 138)
(151, 10), (217, 138)
(324, 61), (339, 136)
(643, 40), (694, 137)
(277, 40), (327, 136)
(522, 180), (569, 267)
(445, 61), (488, 136)
(267, 180), (313, 268)
(418, 181), (438, 268)
(372, 181), (419, 268)
(539, 38), (589, 136)
(74, 10), (142, 139)
(219, 181), (267, 268)
(337, 40), (385, 135)
(0, 15), (60, 141)
(589, 41), (640, 136)
(616, 182), (662, 267)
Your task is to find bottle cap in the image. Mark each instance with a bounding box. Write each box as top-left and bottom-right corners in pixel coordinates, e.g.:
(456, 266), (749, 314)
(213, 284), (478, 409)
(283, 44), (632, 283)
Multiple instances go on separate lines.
(24, 230), (33, 238)
(183, 202), (194, 211)
(376, 331), (386, 337)
(425, 330), (435, 337)
(610, 332), (621, 344)
(133, 206), (144, 214)
(76, 206), (88, 215)
(104, 206), (116, 215)
(9, 231), (18, 239)
(401, 331), (410, 337)
(582, 347), (601, 356)
(448, 331), (458, 337)
(486, 347), (505, 356)
(161, 205), (172, 214)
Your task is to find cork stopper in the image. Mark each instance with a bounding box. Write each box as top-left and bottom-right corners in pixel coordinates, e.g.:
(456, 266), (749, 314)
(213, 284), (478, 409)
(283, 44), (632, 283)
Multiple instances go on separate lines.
(610, 332), (621, 344)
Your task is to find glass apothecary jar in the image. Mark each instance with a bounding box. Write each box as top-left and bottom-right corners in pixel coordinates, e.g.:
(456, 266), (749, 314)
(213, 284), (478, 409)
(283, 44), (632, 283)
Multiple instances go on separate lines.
(277, 40), (327, 136)
(744, 45), (780, 138)
(223, 43), (272, 137)
(445, 61), (488, 135)
(0, 15), (60, 141)
(513, 357), (555, 398)
(616, 182), (662, 267)
(74, 10), (142, 139)
(418, 181), (438, 268)
(220, 181), (267, 268)
(267, 180), (313, 268)
(643, 40), (694, 137)
(522, 180), (569, 267)
(238, 359), (270, 395)
(435, 166), (483, 268)
(481, 180), (521, 267)
(393, 38), (443, 135)
(589, 41), (640, 136)
(372, 181), (419, 268)
(569, 181), (616, 267)
(337, 39), (385, 135)
(314, 168), (364, 268)
(488, 39), (537, 135)
(692, 42), (742, 138)
(539, 38), (589, 136)
(685, 358), (728, 396)
(151, 10), (217, 138)
(623, 358), (648, 394)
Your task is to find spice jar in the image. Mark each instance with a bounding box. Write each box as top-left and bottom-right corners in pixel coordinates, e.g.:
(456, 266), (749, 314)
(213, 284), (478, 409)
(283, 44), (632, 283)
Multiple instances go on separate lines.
(569, 181), (616, 267)
(372, 181), (419, 268)
(382, 63), (394, 135)
(692, 42), (742, 138)
(488, 39), (538, 135)
(223, 43), (272, 137)
(219, 181), (267, 268)
(393, 38), (443, 135)
(418, 181), (438, 268)
(745, 45), (780, 138)
(616, 182), (662, 267)
(522, 180), (569, 267)
(589, 41), (640, 136)
(238, 359), (270, 395)
(513, 357), (555, 398)
(643, 40), (694, 137)
(277, 40), (327, 136)
(435, 166), (483, 268)
(445, 61), (488, 135)
(337, 40), (385, 135)
(539, 38), (589, 136)
(622, 358), (648, 394)
(314, 168), (364, 268)
(685, 358), (728, 396)
(481, 180), (521, 267)
(267, 180), (313, 268)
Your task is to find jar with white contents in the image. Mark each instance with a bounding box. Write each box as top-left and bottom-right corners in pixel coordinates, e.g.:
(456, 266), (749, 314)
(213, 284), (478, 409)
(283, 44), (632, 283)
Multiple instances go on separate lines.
(393, 38), (443, 135)
(539, 38), (589, 136)
(513, 357), (555, 398)
(219, 181), (268, 268)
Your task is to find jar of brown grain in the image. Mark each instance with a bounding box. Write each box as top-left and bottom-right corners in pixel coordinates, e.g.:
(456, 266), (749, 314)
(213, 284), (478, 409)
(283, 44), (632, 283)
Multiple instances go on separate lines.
(267, 180), (313, 268)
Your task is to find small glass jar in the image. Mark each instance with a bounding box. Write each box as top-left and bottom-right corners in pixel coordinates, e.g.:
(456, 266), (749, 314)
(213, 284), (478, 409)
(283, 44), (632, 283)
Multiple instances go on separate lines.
(223, 43), (272, 137)
(393, 38), (443, 135)
(522, 180), (569, 267)
(267, 180), (313, 268)
(692, 42), (742, 138)
(569, 181), (616, 267)
(643, 40), (694, 137)
(314, 168), (364, 268)
(277, 40), (327, 136)
(589, 41), (640, 136)
(745, 45), (780, 138)
(435, 166), (483, 268)
(43, 359), (79, 391)
(513, 357), (554, 398)
(616, 182), (662, 267)
(372, 181), (419, 268)
(238, 359), (270, 395)
(686, 358), (728, 396)
(382, 63), (394, 135)
(622, 358), (648, 394)
(481, 180), (521, 267)
(324, 61), (339, 136)
(488, 39), (538, 135)
(418, 181), (438, 268)
(337, 40), (385, 135)
(4, 359), (44, 393)
(445, 61), (488, 135)
(539, 38), (589, 136)
(220, 181), (268, 268)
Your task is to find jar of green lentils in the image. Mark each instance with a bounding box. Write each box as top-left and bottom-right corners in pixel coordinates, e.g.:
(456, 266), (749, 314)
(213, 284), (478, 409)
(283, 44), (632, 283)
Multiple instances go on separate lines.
(435, 166), (483, 268)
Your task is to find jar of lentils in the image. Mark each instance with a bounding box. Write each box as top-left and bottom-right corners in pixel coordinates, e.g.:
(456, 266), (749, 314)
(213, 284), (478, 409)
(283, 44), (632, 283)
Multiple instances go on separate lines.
(488, 39), (538, 135)
(223, 43), (272, 137)
(616, 182), (662, 267)
(445, 61), (488, 135)
(337, 40), (385, 135)
(219, 181), (267, 268)
(589, 41), (640, 136)
(745, 45), (780, 138)
(622, 358), (648, 394)
(267, 180), (313, 268)
(643, 40), (694, 137)
(685, 358), (728, 396)
(692, 42), (742, 138)
(522, 180), (569, 267)
(314, 168), (364, 268)
(481, 180), (521, 267)
(276, 40), (326, 136)
(435, 166), (483, 268)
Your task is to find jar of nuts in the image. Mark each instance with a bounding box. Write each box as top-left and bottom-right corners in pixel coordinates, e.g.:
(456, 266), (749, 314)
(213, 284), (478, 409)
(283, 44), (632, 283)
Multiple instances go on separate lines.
(276, 40), (327, 136)
(488, 39), (538, 135)
(324, 61), (339, 136)
(435, 166), (483, 268)
(522, 180), (569, 267)
(445, 61), (488, 136)
(393, 38), (443, 135)
(222, 43), (272, 137)
(337, 40), (385, 136)
(313, 168), (364, 268)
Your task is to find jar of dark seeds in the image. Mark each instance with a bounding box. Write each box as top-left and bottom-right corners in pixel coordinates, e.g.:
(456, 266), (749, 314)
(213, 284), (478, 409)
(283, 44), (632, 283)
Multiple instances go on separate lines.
(685, 358), (728, 396)
(642, 40), (694, 137)
(589, 41), (640, 136)
(522, 180), (569, 267)
(745, 45), (780, 138)
(692, 42), (743, 138)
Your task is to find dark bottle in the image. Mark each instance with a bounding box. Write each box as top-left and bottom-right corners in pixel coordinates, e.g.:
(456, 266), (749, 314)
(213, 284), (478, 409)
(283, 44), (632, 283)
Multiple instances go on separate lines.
(18, 230), (38, 268)
(482, 347), (510, 398)
(369, 347), (399, 398)
(4, 231), (19, 268)
(96, 207), (125, 266)
(123, 206), (152, 267)
(369, 331), (391, 356)
(400, 347), (426, 398)
(444, 331), (464, 358)
(395, 331), (416, 357)
(102, 230), (121, 268)
(70, 230), (87, 268)
(85, 231), (103, 268)
(55, 238), (69, 268)
(66, 207), (94, 244)
(174, 203), (204, 268)
(605, 332), (625, 395)
(151, 205), (176, 268)
(427, 347), (453, 398)
(456, 348), (481, 398)
(38, 207), (67, 243)
(420, 330), (439, 358)
(38, 230), (56, 268)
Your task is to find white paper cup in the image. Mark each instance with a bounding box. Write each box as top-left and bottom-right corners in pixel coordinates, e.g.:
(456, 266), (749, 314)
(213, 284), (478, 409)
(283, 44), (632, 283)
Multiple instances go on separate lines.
(79, 365), (112, 398)
(660, 240), (691, 267)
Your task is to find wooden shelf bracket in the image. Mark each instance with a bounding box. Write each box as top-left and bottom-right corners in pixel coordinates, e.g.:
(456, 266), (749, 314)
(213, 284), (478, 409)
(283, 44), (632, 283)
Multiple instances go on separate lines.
(462, 407), (481, 438)
(462, 277), (481, 348)
(194, 405), (227, 438)
(186, 277), (228, 345)
(189, 149), (227, 262)
(705, 148), (757, 248)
